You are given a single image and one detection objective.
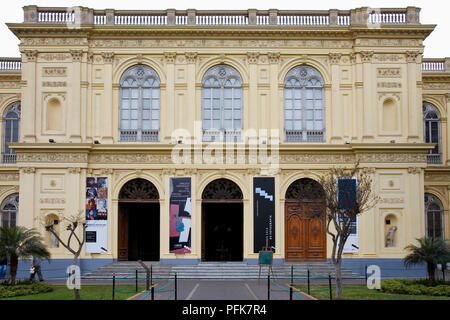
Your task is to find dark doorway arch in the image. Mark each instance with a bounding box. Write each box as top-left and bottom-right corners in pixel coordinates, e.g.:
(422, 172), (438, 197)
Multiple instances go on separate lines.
(285, 178), (326, 261)
(118, 178), (160, 261)
(201, 178), (243, 261)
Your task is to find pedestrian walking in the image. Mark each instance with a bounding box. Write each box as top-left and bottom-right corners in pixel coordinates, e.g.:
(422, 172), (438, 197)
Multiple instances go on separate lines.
(29, 256), (44, 282)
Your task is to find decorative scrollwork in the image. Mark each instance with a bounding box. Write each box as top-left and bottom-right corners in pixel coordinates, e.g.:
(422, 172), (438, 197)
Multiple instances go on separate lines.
(119, 178), (159, 200)
(202, 178), (243, 200)
(285, 178), (325, 201)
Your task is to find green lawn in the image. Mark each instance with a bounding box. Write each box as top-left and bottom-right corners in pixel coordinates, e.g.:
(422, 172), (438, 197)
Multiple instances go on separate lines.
(296, 285), (450, 300)
(2, 284), (147, 300)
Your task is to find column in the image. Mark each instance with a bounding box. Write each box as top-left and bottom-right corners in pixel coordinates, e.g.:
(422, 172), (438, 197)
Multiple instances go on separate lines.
(329, 53), (342, 143)
(361, 51), (374, 141)
(247, 52), (259, 133)
(18, 167), (36, 228)
(185, 52), (197, 140)
(406, 51), (421, 141)
(21, 50), (37, 142)
(101, 52), (114, 143)
(69, 50), (83, 142)
(164, 53), (176, 143)
(268, 52), (280, 133)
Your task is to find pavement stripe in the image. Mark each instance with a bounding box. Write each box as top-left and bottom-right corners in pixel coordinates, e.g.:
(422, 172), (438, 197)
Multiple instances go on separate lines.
(186, 283), (200, 300)
(245, 283), (259, 300)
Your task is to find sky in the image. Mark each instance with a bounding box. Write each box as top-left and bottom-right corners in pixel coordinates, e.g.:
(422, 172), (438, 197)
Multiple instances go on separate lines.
(0, 0), (448, 58)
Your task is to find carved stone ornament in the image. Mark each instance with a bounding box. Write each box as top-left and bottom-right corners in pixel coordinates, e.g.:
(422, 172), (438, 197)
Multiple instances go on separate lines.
(119, 178), (159, 200)
(101, 52), (114, 63)
(267, 52), (280, 64)
(360, 51), (374, 63)
(247, 52), (260, 64)
(164, 52), (176, 63)
(185, 52), (198, 64)
(202, 178), (243, 200)
(329, 52), (342, 64)
(70, 49), (83, 62)
(23, 50), (38, 62)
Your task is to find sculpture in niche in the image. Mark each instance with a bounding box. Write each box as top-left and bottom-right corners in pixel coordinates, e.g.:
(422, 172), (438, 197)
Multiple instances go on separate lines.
(385, 226), (397, 247)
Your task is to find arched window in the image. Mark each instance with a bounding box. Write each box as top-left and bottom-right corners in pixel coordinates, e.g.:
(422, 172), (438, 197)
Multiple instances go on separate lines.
(2, 102), (20, 163)
(284, 65), (324, 142)
(423, 102), (441, 164)
(119, 65), (160, 142)
(1, 193), (18, 228)
(424, 193), (444, 239)
(202, 65), (242, 142)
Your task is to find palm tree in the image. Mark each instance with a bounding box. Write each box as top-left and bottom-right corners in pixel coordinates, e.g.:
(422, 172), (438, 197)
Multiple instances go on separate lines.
(404, 237), (450, 282)
(0, 226), (50, 284)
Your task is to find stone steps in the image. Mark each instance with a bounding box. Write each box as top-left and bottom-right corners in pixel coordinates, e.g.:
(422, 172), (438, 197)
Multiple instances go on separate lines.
(83, 261), (363, 280)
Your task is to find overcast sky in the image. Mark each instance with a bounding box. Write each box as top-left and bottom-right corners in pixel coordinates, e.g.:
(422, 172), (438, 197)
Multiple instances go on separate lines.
(0, 0), (448, 58)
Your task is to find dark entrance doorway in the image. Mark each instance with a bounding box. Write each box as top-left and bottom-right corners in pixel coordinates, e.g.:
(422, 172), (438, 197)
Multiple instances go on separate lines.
(201, 178), (244, 262)
(202, 202), (243, 261)
(118, 178), (160, 261)
(285, 178), (326, 261)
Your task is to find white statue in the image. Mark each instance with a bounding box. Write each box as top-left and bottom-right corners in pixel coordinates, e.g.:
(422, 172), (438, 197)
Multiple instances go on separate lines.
(386, 226), (397, 247)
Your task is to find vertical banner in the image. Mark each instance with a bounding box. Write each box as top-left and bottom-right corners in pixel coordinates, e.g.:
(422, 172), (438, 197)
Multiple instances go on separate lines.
(253, 177), (275, 253)
(169, 177), (192, 254)
(338, 178), (359, 253)
(85, 177), (108, 253)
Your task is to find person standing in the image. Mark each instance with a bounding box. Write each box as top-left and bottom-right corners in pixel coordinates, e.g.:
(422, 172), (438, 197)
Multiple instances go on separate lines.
(0, 258), (7, 279)
(29, 256), (44, 282)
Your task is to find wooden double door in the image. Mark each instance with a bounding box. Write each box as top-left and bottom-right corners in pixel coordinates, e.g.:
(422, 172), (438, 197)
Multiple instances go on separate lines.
(285, 201), (326, 261)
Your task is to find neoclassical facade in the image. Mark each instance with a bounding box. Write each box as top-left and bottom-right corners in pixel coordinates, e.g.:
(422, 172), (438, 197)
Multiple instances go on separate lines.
(0, 6), (449, 277)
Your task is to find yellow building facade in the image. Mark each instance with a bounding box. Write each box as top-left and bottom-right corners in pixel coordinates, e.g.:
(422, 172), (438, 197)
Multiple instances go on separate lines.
(0, 6), (449, 277)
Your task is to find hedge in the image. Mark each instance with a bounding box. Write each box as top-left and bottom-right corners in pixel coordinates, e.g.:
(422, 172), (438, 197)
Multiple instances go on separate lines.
(0, 281), (53, 298)
(381, 278), (450, 297)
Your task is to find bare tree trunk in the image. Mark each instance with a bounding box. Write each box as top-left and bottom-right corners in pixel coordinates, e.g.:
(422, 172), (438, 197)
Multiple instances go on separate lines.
(72, 254), (80, 300)
(334, 259), (343, 299)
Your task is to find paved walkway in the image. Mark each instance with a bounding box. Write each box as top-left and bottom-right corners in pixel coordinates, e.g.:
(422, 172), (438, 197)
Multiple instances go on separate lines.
(130, 279), (315, 300)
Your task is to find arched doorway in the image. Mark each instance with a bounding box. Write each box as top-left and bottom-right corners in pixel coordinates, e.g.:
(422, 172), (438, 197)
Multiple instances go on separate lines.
(285, 178), (326, 261)
(201, 178), (243, 261)
(118, 178), (160, 261)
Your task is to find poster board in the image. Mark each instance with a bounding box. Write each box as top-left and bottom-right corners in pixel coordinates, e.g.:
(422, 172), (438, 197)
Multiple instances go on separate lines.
(258, 251), (273, 266)
(85, 177), (108, 254)
(169, 177), (192, 254)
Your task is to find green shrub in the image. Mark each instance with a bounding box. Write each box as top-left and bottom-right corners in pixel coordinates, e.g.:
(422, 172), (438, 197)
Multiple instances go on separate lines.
(381, 278), (450, 297)
(0, 282), (53, 298)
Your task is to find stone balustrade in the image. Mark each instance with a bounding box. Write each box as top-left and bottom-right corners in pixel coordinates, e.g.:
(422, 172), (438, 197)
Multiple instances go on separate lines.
(422, 58), (450, 73)
(22, 6), (422, 27)
(0, 58), (21, 71)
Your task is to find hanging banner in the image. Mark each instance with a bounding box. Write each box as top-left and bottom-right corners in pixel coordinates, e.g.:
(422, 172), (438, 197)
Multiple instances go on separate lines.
(169, 177), (191, 254)
(85, 177), (108, 253)
(253, 177), (275, 253)
(338, 178), (359, 253)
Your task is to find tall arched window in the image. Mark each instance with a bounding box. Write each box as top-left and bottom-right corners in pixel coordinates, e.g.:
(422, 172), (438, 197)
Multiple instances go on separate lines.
(119, 65), (160, 142)
(423, 102), (441, 164)
(2, 102), (20, 164)
(424, 193), (444, 239)
(202, 64), (242, 142)
(284, 65), (324, 142)
(1, 193), (18, 228)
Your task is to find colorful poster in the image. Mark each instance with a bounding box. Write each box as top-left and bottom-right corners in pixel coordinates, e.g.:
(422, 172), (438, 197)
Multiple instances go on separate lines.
(169, 178), (191, 254)
(253, 177), (275, 253)
(85, 177), (108, 253)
